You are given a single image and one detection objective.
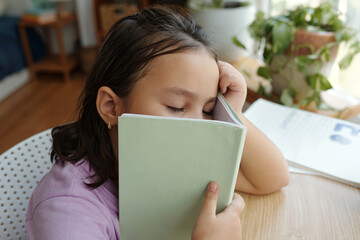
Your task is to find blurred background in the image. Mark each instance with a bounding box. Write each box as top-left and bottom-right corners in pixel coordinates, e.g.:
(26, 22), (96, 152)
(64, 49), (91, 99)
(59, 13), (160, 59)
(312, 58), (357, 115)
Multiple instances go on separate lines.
(0, 0), (359, 154)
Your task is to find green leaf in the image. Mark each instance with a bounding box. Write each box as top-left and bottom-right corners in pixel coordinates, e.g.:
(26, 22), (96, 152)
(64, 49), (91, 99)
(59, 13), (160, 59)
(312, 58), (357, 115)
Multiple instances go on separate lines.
(334, 31), (343, 42)
(339, 44), (360, 69)
(231, 36), (246, 49)
(296, 63), (307, 74)
(211, 0), (223, 8)
(319, 47), (330, 62)
(295, 58), (307, 74)
(335, 29), (355, 42)
(257, 66), (269, 79)
(295, 55), (318, 74)
(263, 47), (274, 64)
(320, 1), (332, 12)
(296, 55), (318, 64)
(339, 53), (357, 69)
(272, 21), (295, 55)
(307, 92), (322, 108)
(306, 73), (332, 91)
(306, 74), (317, 89)
(314, 93), (322, 108)
(298, 97), (311, 107)
(327, 15), (343, 31)
(255, 11), (265, 20)
(257, 84), (266, 95)
(311, 7), (322, 26)
(318, 74), (332, 90)
(257, 84), (275, 99)
(280, 89), (294, 106)
(248, 11), (267, 40)
(288, 7), (309, 27)
(350, 41), (360, 49)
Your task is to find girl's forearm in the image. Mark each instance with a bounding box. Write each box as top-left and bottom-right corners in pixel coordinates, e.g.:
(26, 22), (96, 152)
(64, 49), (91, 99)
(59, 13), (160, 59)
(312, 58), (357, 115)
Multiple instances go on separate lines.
(235, 113), (290, 194)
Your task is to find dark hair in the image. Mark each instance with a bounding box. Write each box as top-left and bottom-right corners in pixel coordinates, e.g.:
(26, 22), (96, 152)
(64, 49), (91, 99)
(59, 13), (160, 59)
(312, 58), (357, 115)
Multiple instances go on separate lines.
(51, 5), (216, 188)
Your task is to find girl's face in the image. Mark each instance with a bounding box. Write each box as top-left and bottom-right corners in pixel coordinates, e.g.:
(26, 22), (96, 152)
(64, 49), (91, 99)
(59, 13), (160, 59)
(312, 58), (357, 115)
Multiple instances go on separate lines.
(123, 48), (219, 120)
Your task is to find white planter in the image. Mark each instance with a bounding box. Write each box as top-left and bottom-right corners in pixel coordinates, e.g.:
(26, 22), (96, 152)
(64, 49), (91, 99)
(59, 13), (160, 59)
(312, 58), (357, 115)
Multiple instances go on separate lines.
(189, 1), (255, 63)
(270, 30), (338, 101)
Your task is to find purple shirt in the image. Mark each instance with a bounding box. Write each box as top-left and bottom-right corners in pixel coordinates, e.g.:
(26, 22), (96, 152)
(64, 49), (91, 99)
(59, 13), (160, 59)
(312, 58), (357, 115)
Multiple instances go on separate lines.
(26, 159), (120, 239)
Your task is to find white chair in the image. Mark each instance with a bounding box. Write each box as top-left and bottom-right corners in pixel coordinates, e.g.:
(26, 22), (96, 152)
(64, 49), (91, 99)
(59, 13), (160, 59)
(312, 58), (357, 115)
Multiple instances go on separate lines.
(0, 129), (53, 240)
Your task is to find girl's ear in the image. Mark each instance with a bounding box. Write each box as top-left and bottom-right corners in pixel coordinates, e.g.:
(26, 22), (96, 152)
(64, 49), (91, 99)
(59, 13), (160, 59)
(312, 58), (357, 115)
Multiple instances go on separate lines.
(96, 86), (125, 127)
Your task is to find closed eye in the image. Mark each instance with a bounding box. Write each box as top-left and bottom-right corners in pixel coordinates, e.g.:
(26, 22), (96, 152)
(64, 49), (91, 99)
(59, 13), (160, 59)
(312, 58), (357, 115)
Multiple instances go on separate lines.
(203, 110), (213, 116)
(168, 106), (184, 112)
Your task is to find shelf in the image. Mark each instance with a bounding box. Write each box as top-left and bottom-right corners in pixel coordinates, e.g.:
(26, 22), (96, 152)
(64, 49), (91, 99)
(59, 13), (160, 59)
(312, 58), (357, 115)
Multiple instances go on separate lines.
(18, 12), (79, 81)
(33, 55), (78, 73)
(19, 14), (76, 27)
(93, 0), (150, 45)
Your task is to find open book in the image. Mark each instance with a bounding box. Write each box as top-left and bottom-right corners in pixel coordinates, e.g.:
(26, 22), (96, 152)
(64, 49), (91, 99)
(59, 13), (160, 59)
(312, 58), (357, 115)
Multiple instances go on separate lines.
(244, 99), (360, 188)
(118, 93), (247, 240)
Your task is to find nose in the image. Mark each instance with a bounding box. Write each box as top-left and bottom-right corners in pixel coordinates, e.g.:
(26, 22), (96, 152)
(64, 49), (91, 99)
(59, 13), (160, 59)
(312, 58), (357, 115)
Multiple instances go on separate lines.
(184, 109), (205, 120)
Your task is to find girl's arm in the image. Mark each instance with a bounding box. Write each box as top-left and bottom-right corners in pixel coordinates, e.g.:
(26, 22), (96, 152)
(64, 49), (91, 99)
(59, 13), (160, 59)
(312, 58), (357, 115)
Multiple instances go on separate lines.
(218, 61), (289, 195)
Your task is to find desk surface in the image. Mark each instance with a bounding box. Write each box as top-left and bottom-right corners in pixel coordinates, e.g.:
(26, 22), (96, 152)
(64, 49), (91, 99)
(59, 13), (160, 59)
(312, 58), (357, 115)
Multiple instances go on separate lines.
(239, 173), (360, 239)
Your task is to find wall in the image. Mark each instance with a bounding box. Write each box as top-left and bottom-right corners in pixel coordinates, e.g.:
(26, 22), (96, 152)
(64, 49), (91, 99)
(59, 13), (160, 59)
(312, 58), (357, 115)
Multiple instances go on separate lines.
(4, 0), (32, 16)
(75, 0), (96, 47)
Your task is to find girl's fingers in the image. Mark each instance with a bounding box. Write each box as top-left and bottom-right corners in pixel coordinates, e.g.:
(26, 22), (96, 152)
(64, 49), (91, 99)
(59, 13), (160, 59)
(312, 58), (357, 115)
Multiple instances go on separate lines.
(223, 193), (245, 216)
(217, 60), (247, 115)
(219, 74), (243, 94)
(217, 60), (246, 93)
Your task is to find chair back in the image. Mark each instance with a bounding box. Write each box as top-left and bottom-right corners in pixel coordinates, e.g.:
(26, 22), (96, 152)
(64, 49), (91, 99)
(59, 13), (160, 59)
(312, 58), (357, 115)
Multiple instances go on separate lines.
(0, 129), (53, 240)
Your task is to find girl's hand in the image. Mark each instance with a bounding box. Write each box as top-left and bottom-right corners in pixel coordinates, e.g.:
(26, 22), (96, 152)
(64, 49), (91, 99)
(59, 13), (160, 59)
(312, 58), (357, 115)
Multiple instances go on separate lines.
(218, 60), (247, 115)
(192, 182), (244, 240)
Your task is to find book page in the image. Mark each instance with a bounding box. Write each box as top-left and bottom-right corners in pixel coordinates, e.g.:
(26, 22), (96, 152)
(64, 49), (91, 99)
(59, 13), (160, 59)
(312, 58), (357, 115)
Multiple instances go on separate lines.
(213, 93), (242, 126)
(244, 99), (360, 186)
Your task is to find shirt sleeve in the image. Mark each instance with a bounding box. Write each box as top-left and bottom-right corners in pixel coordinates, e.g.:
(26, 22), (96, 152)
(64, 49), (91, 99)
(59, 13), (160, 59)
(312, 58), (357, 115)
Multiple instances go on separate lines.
(27, 196), (115, 240)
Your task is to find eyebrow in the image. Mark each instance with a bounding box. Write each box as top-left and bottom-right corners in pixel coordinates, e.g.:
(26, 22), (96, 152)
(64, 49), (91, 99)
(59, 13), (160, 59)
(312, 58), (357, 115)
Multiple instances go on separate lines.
(165, 87), (217, 103)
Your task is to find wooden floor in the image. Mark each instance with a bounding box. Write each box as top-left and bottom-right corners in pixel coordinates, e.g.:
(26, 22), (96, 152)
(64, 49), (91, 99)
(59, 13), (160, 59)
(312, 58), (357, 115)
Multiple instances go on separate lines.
(0, 72), (85, 154)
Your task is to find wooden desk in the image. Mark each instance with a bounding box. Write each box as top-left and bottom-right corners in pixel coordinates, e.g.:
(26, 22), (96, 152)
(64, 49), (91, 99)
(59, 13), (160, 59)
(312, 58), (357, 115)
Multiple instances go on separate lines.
(18, 14), (79, 81)
(239, 173), (360, 239)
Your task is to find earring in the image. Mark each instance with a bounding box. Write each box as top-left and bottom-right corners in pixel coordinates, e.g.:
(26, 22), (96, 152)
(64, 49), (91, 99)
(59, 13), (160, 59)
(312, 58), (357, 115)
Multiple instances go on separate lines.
(108, 122), (111, 130)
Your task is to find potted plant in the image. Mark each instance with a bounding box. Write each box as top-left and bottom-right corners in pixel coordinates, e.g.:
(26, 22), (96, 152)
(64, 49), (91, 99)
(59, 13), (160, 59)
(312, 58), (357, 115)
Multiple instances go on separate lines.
(188, 0), (256, 62)
(239, 1), (360, 108)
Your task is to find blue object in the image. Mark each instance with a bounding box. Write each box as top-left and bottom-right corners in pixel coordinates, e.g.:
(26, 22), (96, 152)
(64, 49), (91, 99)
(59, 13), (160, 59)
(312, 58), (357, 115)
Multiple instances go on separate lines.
(329, 134), (352, 145)
(0, 15), (46, 81)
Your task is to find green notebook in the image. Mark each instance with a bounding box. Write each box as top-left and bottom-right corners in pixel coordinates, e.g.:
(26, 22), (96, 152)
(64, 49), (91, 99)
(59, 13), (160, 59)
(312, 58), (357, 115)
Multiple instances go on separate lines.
(118, 93), (247, 240)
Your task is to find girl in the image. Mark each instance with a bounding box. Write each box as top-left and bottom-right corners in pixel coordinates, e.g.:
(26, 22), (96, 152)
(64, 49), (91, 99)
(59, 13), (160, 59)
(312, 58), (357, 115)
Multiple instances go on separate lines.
(26, 6), (289, 239)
